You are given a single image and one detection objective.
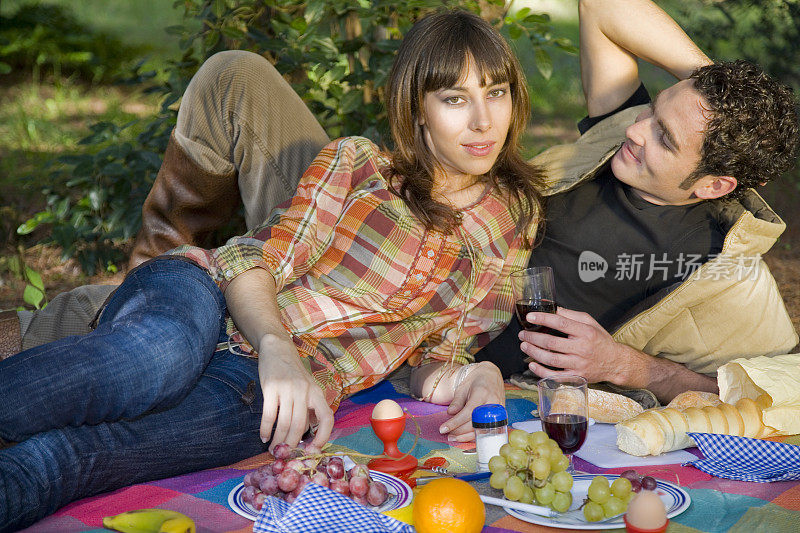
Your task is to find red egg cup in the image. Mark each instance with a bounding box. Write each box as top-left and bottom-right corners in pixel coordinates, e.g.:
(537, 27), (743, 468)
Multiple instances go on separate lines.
(367, 414), (418, 474)
(624, 515), (669, 533)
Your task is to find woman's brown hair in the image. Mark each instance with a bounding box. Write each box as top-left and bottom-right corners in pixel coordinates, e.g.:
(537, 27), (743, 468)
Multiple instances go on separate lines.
(386, 10), (545, 243)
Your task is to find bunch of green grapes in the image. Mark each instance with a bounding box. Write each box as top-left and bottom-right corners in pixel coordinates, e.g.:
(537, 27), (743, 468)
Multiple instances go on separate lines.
(487, 429), (574, 513)
(582, 475), (635, 522)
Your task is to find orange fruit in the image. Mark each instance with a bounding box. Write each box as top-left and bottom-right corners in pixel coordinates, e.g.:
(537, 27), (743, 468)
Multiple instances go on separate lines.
(412, 478), (485, 533)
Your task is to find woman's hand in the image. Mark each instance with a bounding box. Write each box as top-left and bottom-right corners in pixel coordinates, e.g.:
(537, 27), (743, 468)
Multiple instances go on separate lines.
(439, 362), (505, 442)
(223, 267), (333, 452)
(256, 333), (334, 453)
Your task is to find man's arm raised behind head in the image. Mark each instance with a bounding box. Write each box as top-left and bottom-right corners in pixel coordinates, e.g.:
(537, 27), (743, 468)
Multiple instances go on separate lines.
(578, 0), (712, 117)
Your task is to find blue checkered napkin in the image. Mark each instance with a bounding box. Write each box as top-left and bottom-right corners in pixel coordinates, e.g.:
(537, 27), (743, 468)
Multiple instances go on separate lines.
(253, 483), (414, 533)
(684, 432), (800, 482)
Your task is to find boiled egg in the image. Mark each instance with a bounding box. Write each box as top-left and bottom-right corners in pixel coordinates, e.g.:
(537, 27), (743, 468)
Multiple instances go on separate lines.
(625, 489), (667, 531)
(372, 399), (404, 420)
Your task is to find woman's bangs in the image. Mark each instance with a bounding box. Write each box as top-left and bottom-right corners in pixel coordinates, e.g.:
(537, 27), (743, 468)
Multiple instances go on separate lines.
(467, 39), (514, 87)
(419, 26), (512, 93)
(419, 45), (469, 94)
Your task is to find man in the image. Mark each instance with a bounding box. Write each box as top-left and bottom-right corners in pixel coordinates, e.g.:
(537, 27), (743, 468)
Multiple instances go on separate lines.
(1, 0), (797, 404)
(475, 0), (799, 403)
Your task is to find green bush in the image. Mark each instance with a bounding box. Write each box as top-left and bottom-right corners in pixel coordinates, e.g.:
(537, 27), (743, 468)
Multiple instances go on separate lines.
(664, 0), (800, 92)
(20, 0), (575, 275)
(0, 3), (146, 82)
(664, 0), (800, 195)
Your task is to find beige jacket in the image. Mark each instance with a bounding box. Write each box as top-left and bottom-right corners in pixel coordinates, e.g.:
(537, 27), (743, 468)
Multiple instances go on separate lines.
(530, 105), (798, 375)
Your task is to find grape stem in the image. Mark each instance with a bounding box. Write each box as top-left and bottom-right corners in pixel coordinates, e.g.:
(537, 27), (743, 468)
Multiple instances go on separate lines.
(285, 412), (422, 465)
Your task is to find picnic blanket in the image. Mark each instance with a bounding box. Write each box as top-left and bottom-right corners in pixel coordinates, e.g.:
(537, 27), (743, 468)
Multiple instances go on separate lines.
(22, 379), (800, 533)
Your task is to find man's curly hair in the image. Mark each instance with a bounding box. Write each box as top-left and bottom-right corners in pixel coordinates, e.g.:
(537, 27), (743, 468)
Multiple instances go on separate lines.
(680, 60), (799, 200)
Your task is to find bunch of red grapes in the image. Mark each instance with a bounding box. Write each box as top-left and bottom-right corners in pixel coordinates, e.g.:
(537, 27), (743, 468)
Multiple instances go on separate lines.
(619, 469), (658, 493)
(241, 443), (390, 509)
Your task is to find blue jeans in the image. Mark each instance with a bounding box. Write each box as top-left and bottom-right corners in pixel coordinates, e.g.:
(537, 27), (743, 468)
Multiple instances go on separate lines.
(0, 258), (267, 531)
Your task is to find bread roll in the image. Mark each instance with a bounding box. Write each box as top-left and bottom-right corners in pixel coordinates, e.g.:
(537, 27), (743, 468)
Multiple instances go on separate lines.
(586, 388), (644, 423)
(616, 399), (771, 456)
(666, 391), (721, 410)
(533, 387), (644, 424)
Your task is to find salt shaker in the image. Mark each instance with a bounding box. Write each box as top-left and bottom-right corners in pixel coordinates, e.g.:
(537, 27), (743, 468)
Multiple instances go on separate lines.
(472, 404), (508, 471)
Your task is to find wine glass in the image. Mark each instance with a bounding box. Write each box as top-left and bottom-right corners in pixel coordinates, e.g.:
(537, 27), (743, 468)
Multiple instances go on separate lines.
(510, 266), (557, 333)
(537, 376), (588, 473)
(511, 266), (564, 370)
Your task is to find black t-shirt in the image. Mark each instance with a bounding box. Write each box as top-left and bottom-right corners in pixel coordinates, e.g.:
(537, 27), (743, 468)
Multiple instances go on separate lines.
(476, 85), (725, 378)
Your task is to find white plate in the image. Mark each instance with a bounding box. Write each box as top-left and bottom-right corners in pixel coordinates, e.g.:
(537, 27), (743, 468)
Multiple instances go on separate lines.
(504, 474), (691, 530)
(227, 470), (413, 521)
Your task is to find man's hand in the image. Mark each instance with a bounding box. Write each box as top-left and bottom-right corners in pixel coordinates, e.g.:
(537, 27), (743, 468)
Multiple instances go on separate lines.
(519, 307), (632, 384)
(257, 333), (334, 453)
(519, 307), (718, 403)
(439, 362), (505, 442)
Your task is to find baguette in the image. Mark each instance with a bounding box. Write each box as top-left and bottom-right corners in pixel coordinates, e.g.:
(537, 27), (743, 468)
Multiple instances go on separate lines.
(642, 410), (676, 452)
(718, 403), (743, 436)
(702, 405), (729, 434)
(616, 398), (777, 456)
(682, 407), (711, 433)
(735, 398), (762, 438)
(658, 408), (694, 449)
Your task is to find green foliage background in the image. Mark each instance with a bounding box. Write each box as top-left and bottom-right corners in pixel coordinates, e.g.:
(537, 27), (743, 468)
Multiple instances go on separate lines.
(5, 0), (799, 278)
(663, 0), (800, 92)
(14, 0), (575, 275)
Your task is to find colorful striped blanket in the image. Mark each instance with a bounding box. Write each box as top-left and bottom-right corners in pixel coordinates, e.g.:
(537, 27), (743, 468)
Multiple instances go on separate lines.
(23, 381), (800, 533)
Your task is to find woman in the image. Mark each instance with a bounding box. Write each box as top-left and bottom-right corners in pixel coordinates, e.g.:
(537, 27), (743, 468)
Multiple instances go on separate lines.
(0, 10), (544, 530)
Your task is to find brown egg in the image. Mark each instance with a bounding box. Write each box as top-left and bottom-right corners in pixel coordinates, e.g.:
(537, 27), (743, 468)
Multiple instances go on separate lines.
(625, 490), (667, 530)
(372, 399), (404, 420)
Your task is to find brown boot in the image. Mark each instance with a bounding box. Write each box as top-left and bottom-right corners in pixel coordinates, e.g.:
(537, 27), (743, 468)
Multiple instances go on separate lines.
(128, 131), (243, 268)
(0, 310), (22, 361)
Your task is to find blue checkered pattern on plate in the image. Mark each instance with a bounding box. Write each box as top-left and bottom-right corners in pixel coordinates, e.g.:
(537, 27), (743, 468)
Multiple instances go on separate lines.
(253, 483), (414, 533)
(684, 432), (800, 482)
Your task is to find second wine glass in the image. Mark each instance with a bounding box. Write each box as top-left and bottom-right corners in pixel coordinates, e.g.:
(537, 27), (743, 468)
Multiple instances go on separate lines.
(537, 375), (588, 473)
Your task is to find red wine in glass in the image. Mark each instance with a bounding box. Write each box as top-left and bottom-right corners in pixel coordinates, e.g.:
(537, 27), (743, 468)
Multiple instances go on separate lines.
(516, 298), (565, 370)
(515, 298), (559, 335)
(542, 413), (588, 454)
(515, 298), (556, 326)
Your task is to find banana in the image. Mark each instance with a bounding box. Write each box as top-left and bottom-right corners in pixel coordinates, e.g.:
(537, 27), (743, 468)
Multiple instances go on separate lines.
(383, 503), (413, 525)
(102, 509), (196, 533)
(156, 516), (196, 533)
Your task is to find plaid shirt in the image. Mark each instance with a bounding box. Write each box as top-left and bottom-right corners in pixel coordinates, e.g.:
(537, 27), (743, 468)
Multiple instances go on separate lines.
(174, 137), (530, 409)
